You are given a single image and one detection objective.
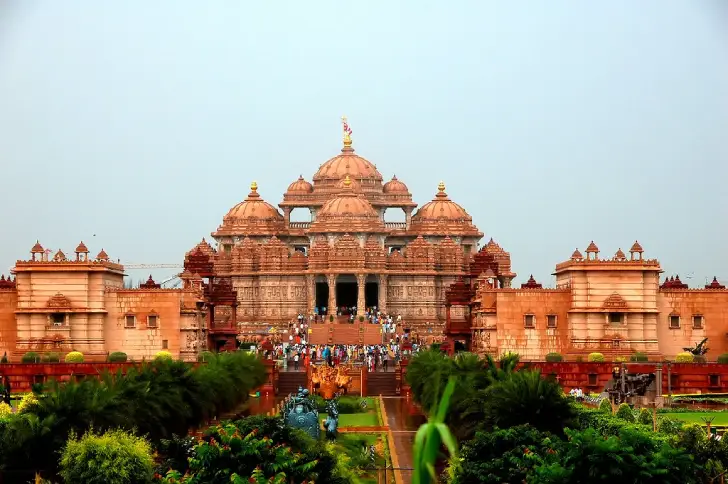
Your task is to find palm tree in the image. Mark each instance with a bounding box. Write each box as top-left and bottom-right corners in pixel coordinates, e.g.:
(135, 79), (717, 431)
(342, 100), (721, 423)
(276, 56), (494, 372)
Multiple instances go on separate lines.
(481, 369), (573, 435)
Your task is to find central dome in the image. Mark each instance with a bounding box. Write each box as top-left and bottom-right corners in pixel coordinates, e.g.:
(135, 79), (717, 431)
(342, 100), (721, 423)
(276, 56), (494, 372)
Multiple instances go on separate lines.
(313, 140), (383, 183)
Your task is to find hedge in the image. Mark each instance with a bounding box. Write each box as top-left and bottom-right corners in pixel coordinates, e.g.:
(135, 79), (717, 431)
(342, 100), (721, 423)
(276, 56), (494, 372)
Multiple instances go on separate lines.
(675, 352), (694, 363)
(64, 351), (84, 363)
(718, 353), (728, 364)
(108, 352), (128, 363)
(630, 352), (648, 362)
(545, 352), (563, 362)
(21, 352), (41, 363)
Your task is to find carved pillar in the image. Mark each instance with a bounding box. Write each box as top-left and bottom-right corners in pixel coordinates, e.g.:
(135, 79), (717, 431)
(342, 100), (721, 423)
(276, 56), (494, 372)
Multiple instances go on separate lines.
(379, 274), (388, 313)
(283, 208), (291, 227)
(306, 274), (315, 315)
(357, 274), (366, 315)
(405, 208), (413, 230)
(327, 274), (336, 317)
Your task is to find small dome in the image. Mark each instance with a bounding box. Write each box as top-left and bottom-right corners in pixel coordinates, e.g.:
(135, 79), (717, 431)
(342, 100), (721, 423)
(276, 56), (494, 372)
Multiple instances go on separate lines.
(383, 175), (409, 194)
(286, 175), (313, 194)
(309, 176), (386, 233)
(414, 182), (470, 221)
(630, 240), (644, 253)
(410, 182), (481, 236)
(75, 241), (89, 253)
(218, 182), (285, 236)
(31, 241), (44, 253)
(96, 249), (109, 261)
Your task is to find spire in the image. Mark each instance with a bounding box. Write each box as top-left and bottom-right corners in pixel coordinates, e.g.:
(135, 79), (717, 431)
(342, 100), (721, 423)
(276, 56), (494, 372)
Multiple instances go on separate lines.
(246, 181), (260, 200)
(435, 181), (449, 199)
(341, 115), (353, 149)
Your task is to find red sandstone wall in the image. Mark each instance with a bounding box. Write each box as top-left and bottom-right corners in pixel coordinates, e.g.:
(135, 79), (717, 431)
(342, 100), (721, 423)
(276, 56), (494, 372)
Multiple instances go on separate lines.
(494, 290), (572, 360)
(0, 290), (17, 361)
(105, 290), (184, 360)
(657, 290), (728, 359)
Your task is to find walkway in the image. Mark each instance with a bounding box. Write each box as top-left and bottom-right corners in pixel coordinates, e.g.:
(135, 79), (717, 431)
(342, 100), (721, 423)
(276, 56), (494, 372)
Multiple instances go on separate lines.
(382, 397), (425, 484)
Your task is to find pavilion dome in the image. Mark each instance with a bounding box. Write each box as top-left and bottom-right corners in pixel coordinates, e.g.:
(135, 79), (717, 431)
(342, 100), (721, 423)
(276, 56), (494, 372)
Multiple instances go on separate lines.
(286, 175), (313, 194)
(217, 182), (285, 236)
(383, 175), (409, 194)
(410, 182), (482, 237)
(309, 176), (386, 233)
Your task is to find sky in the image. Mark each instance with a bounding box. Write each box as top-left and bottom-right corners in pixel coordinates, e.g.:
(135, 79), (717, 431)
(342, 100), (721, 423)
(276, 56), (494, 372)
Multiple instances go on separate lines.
(1, 1), (727, 287)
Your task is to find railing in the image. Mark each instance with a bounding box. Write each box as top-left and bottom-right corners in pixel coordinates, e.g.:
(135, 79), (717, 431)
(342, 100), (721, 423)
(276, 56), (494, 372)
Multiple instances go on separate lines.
(288, 222), (311, 229)
(384, 222), (407, 230)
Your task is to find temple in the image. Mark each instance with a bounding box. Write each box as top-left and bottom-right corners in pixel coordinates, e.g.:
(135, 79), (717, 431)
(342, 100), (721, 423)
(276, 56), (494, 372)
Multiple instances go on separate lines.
(0, 121), (727, 361)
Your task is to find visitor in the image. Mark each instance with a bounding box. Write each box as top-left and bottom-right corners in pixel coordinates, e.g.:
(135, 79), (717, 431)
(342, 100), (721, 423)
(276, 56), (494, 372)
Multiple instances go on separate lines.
(294, 353), (299, 370)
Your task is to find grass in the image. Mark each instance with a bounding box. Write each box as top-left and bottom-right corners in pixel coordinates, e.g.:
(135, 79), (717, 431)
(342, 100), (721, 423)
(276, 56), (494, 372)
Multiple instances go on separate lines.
(334, 433), (390, 484)
(662, 411), (728, 425)
(319, 412), (380, 427)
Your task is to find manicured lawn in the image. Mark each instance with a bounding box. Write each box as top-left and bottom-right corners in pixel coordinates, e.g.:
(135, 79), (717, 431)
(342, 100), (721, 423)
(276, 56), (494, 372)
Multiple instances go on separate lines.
(662, 412), (728, 425)
(320, 412), (380, 427)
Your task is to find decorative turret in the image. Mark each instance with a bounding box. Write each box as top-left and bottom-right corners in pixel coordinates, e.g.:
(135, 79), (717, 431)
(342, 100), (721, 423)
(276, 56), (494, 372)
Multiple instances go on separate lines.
(705, 277), (726, 290)
(95, 248), (109, 261)
(585, 241), (599, 260)
(521, 275), (543, 289)
(0, 275), (15, 289)
(139, 275), (161, 289)
(53, 249), (67, 262)
(75, 241), (89, 261)
(30, 241), (44, 261)
(570, 248), (583, 261)
(661, 275), (689, 289)
(613, 248), (627, 261)
(629, 240), (643, 261)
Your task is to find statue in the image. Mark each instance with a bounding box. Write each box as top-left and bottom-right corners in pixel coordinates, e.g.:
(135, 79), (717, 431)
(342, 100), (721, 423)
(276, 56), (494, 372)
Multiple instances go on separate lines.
(281, 387), (320, 439)
(322, 395), (340, 440)
(311, 364), (353, 399)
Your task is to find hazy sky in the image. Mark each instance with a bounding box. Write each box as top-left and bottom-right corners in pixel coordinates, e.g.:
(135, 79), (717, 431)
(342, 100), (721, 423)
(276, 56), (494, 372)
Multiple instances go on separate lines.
(1, 1), (727, 287)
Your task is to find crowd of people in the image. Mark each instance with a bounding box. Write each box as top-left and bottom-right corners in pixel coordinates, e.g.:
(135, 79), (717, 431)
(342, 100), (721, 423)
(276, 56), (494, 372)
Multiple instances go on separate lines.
(306, 307), (402, 331)
(261, 342), (421, 372)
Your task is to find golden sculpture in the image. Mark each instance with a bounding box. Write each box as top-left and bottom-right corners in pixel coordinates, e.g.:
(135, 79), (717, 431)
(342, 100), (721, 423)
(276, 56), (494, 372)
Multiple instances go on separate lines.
(311, 364), (353, 399)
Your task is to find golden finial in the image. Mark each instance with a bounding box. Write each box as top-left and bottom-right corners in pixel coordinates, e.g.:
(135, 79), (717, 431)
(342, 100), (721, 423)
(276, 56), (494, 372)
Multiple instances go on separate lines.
(341, 115), (352, 146)
(250, 181), (258, 192)
(343, 175), (352, 187)
(438, 181), (446, 192)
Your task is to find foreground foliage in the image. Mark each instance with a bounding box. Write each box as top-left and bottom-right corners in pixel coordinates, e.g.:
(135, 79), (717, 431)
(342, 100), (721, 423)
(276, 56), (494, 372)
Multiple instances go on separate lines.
(0, 351), (266, 481)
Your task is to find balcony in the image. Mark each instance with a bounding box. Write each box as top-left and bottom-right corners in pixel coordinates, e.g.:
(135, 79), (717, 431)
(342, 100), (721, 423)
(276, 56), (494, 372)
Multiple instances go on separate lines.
(384, 222), (407, 230)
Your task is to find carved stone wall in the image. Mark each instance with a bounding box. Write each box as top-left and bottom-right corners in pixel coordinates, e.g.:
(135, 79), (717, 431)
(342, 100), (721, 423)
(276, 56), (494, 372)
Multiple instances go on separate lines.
(234, 275), (307, 321)
(386, 275), (441, 323)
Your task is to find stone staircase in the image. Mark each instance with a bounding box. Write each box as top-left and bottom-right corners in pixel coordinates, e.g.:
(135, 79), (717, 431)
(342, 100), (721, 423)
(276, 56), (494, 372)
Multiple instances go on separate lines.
(367, 371), (398, 396)
(277, 371), (307, 397)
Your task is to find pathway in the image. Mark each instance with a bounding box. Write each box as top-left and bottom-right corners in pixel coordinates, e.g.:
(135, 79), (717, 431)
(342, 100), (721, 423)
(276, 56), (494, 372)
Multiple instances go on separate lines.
(382, 397), (425, 484)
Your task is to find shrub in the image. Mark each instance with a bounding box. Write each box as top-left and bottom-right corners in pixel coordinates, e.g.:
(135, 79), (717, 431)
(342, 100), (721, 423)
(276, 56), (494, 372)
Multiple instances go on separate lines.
(17, 392), (39, 413)
(615, 403), (635, 422)
(329, 314), (334, 322)
(0, 351), (7, 363)
(42, 352), (61, 363)
(64, 351), (84, 363)
(197, 351), (214, 362)
(314, 395), (366, 414)
(598, 398), (613, 414)
(358, 315), (365, 322)
(587, 352), (605, 362)
(60, 429), (154, 484)
(575, 356), (584, 362)
(658, 416), (684, 435)
(0, 401), (12, 417)
(694, 355), (707, 363)
(21, 351), (40, 363)
(675, 352), (694, 363)
(613, 356), (627, 363)
(155, 351), (172, 360)
(717, 353), (728, 364)
(108, 351), (128, 363)
(545, 352), (563, 362)
(630, 352), (648, 362)
(638, 407), (653, 425)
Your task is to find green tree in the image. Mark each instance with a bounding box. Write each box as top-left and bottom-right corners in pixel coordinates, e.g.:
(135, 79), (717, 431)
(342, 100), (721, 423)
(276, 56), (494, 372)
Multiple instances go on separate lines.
(59, 429), (154, 484)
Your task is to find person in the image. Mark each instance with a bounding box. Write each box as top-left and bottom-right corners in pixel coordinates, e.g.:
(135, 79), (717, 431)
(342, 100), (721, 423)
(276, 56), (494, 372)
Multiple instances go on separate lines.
(294, 353), (299, 370)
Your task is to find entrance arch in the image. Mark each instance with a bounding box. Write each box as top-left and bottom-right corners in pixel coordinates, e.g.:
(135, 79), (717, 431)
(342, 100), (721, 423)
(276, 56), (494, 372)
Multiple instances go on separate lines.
(365, 274), (379, 310)
(314, 275), (328, 313)
(335, 274), (357, 313)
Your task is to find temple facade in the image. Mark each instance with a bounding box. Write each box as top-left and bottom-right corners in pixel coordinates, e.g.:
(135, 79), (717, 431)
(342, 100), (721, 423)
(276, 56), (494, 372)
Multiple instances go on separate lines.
(0, 123), (726, 361)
